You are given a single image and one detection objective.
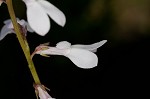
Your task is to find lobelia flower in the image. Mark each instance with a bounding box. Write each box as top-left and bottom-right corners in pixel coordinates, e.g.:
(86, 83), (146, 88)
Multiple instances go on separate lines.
(0, 18), (34, 41)
(22, 0), (66, 36)
(34, 84), (55, 99)
(33, 40), (107, 69)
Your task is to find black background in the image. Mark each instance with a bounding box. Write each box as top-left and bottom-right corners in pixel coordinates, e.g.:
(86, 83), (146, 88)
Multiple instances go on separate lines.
(0, 0), (149, 98)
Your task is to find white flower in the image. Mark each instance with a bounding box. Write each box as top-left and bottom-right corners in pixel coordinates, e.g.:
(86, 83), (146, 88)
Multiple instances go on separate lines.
(34, 40), (107, 69)
(0, 18), (34, 41)
(34, 84), (55, 99)
(71, 40), (107, 52)
(22, 0), (66, 36)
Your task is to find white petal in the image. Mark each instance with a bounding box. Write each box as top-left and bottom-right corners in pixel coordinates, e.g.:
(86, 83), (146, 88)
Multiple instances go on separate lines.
(23, 0), (36, 2)
(18, 19), (26, 26)
(24, 21), (34, 32)
(24, 0), (50, 36)
(4, 19), (11, 24)
(0, 25), (14, 41)
(72, 40), (107, 52)
(19, 19), (34, 32)
(26, 22), (34, 32)
(37, 87), (51, 99)
(38, 0), (66, 26)
(7, 18), (20, 29)
(36, 47), (69, 56)
(56, 41), (71, 49)
(65, 48), (98, 69)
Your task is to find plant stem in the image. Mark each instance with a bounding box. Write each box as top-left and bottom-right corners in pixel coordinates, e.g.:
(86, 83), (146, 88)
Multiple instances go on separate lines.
(6, 0), (41, 84)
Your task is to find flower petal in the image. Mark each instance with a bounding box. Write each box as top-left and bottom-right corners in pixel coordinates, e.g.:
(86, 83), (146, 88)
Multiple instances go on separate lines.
(20, 19), (34, 32)
(0, 25), (14, 41)
(23, 0), (50, 36)
(36, 47), (69, 56)
(4, 19), (12, 24)
(18, 19), (34, 33)
(71, 40), (107, 52)
(38, 0), (66, 27)
(56, 41), (71, 49)
(65, 48), (98, 69)
(37, 86), (52, 99)
(18, 19), (26, 26)
(25, 22), (35, 32)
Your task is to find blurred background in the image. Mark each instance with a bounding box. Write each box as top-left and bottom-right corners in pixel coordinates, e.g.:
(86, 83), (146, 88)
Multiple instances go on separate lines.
(0, 0), (149, 98)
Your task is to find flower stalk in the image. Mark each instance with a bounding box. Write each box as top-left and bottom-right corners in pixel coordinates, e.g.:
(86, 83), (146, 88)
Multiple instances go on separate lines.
(6, 0), (41, 84)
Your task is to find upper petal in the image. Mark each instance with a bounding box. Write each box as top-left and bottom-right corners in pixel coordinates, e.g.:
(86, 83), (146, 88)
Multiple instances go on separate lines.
(0, 25), (14, 41)
(65, 48), (98, 69)
(7, 19), (25, 29)
(56, 41), (71, 49)
(4, 19), (12, 24)
(36, 47), (69, 56)
(18, 19), (26, 27)
(37, 0), (66, 27)
(23, 0), (50, 36)
(25, 22), (34, 32)
(23, 0), (36, 2)
(71, 40), (107, 52)
(20, 19), (34, 32)
(19, 19), (34, 32)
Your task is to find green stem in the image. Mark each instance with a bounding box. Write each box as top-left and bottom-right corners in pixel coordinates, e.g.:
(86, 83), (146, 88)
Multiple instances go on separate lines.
(6, 0), (41, 84)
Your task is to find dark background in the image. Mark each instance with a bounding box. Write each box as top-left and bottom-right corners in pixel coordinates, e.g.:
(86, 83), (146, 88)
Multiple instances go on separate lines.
(0, 0), (149, 98)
